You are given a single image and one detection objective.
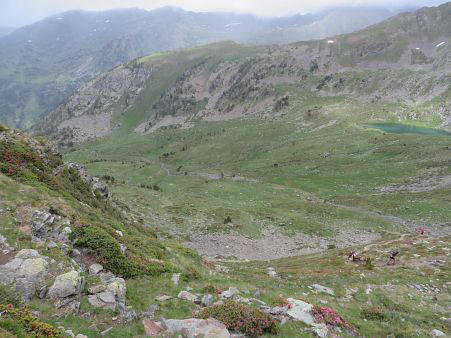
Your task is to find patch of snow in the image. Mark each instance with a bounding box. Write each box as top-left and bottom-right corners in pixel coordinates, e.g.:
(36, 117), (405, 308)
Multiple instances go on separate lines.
(436, 41), (446, 48)
(415, 47), (420, 50)
(224, 22), (241, 28)
(105, 19), (111, 23)
(327, 40), (334, 44)
(56, 17), (63, 20)
(27, 40), (32, 43)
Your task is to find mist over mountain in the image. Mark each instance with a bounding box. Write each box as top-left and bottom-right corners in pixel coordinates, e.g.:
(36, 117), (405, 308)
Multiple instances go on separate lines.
(0, 26), (16, 37)
(0, 6), (402, 128)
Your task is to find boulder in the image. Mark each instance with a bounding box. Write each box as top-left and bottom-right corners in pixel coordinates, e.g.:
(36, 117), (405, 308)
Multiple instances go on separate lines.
(88, 284), (106, 294)
(48, 270), (83, 299)
(286, 298), (328, 338)
(311, 284), (335, 296)
(162, 318), (230, 338)
(30, 211), (54, 240)
(87, 276), (126, 310)
(155, 295), (172, 302)
(143, 319), (163, 336)
(88, 291), (116, 310)
(0, 249), (49, 301)
(178, 290), (199, 303)
(221, 287), (239, 299)
(432, 329), (446, 337)
(201, 294), (215, 307)
(89, 263), (103, 275)
(171, 273), (180, 286)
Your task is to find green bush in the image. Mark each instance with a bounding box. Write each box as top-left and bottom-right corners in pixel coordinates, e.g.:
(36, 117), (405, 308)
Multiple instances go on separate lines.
(196, 300), (278, 336)
(73, 225), (174, 278)
(360, 306), (385, 321)
(0, 304), (62, 337)
(73, 225), (142, 278)
(0, 124), (9, 132)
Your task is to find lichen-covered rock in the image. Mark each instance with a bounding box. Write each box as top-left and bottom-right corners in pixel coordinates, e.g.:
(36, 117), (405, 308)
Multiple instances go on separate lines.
(0, 249), (49, 301)
(161, 318), (230, 338)
(286, 298), (328, 338)
(220, 287), (239, 299)
(178, 290), (200, 303)
(88, 263), (103, 275)
(47, 270), (83, 299)
(311, 284), (335, 296)
(87, 272), (127, 311)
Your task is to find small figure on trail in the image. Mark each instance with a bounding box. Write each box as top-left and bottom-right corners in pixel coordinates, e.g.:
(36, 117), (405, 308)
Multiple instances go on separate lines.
(420, 227), (425, 235)
(347, 251), (364, 262)
(387, 250), (399, 265)
(348, 251), (359, 261)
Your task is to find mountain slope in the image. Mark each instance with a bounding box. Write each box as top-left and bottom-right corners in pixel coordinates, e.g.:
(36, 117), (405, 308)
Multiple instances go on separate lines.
(0, 6), (399, 128)
(36, 2), (451, 146)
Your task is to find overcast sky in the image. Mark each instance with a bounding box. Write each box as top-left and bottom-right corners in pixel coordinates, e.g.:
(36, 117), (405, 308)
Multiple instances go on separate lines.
(0, 0), (448, 27)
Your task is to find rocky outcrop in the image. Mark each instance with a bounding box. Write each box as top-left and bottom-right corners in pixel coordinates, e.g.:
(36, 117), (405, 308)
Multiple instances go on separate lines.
(47, 270), (83, 299)
(35, 63), (153, 146)
(53, 163), (110, 199)
(161, 318), (230, 338)
(87, 272), (127, 311)
(0, 234), (14, 254)
(0, 249), (49, 301)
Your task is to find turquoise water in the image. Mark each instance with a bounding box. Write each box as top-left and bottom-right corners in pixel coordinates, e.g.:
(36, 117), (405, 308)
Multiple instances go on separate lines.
(365, 123), (450, 136)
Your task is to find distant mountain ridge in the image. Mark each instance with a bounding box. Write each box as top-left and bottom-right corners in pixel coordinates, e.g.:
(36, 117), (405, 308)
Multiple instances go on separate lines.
(34, 2), (451, 146)
(0, 26), (16, 37)
(0, 6), (401, 128)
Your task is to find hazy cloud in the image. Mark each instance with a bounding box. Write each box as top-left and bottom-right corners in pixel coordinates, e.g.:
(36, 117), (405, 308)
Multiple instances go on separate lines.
(0, 0), (447, 27)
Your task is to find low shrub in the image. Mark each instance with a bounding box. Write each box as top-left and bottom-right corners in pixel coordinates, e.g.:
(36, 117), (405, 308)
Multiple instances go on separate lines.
(73, 225), (174, 278)
(73, 225), (142, 278)
(196, 300), (278, 336)
(360, 306), (385, 321)
(312, 305), (356, 333)
(0, 304), (61, 337)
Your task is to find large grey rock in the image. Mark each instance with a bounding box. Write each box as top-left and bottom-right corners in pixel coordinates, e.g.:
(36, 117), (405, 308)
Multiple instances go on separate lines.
(286, 298), (328, 338)
(221, 287), (239, 299)
(89, 284), (106, 294)
(155, 295), (172, 302)
(0, 249), (49, 301)
(311, 284), (335, 296)
(30, 211), (53, 240)
(171, 273), (180, 286)
(162, 318), (230, 338)
(87, 275), (126, 311)
(432, 329), (446, 337)
(178, 290), (199, 303)
(201, 294), (215, 307)
(286, 298), (315, 324)
(88, 291), (116, 310)
(47, 270), (83, 299)
(143, 318), (163, 336)
(89, 263), (103, 275)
